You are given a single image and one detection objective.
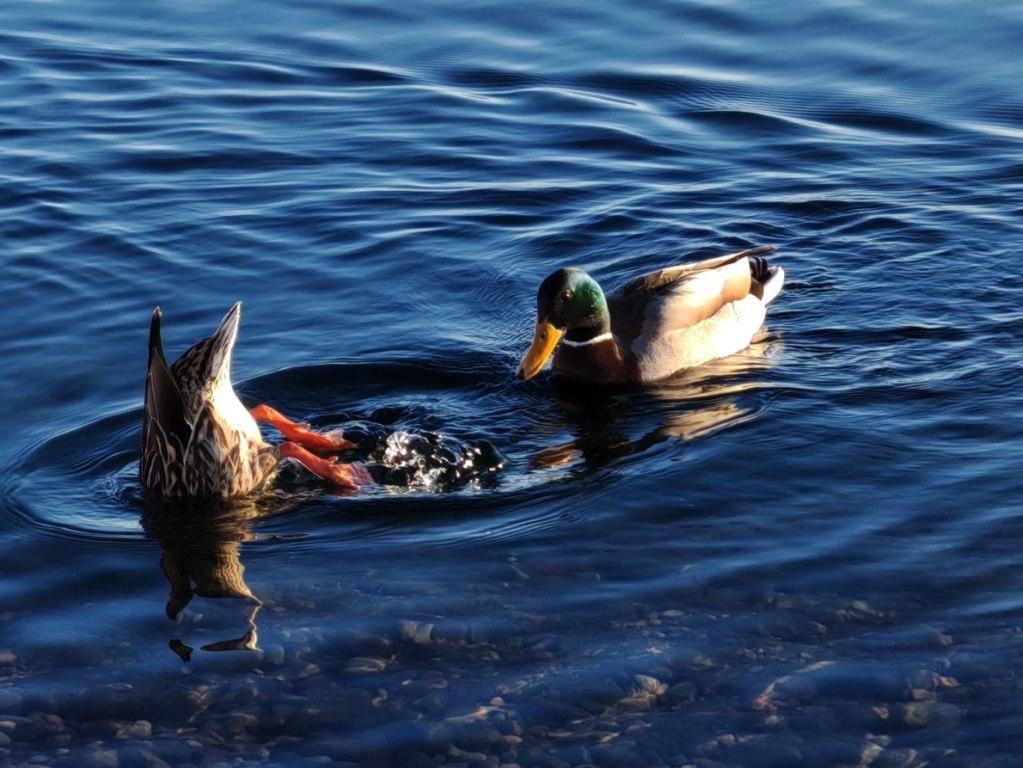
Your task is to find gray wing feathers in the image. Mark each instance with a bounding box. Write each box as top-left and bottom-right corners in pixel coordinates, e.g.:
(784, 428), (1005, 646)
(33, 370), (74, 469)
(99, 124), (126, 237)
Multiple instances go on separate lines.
(610, 246), (773, 348)
(614, 245), (775, 299)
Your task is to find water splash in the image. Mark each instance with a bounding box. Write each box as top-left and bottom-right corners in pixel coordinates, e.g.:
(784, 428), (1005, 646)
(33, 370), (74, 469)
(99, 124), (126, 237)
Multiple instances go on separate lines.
(369, 428), (505, 491)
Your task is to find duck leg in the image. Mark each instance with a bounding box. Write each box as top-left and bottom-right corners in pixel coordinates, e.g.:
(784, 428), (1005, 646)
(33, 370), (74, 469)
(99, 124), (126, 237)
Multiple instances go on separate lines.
(277, 442), (370, 491)
(250, 403), (354, 453)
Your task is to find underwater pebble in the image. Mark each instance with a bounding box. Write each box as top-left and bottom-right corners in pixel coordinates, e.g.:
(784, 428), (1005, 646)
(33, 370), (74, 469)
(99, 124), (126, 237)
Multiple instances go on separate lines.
(633, 674), (665, 696)
(401, 620), (435, 644)
(118, 720), (152, 740)
(901, 701), (961, 729)
(860, 742), (885, 766)
(930, 631), (954, 648)
(346, 656), (389, 673)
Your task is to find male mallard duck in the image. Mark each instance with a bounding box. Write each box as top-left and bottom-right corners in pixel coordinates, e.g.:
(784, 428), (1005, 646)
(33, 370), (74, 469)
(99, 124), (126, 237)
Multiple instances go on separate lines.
(517, 245), (784, 384)
(141, 302), (366, 498)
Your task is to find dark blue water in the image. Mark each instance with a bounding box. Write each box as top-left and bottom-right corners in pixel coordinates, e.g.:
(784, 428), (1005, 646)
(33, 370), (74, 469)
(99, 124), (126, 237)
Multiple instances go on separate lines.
(2, 1), (1022, 766)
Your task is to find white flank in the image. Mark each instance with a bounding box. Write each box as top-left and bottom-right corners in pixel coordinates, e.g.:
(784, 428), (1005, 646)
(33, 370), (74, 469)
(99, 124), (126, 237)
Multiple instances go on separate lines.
(634, 295), (766, 381)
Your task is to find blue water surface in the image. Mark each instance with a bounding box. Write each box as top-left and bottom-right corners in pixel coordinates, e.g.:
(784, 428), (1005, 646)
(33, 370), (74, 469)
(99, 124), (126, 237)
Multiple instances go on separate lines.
(1, 0), (1022, 766)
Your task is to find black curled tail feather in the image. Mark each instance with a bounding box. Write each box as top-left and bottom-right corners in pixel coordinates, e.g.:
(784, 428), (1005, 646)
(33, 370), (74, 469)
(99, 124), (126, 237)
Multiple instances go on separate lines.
(749, 255), (772, 284)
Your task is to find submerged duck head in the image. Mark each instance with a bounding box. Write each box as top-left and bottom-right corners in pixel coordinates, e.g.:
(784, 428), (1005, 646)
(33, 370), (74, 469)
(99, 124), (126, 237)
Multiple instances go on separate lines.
(517, 268), (611, 380)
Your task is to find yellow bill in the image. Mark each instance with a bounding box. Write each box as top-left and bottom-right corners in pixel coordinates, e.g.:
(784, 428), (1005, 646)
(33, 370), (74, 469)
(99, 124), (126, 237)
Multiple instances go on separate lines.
(517, 320), (564, 380)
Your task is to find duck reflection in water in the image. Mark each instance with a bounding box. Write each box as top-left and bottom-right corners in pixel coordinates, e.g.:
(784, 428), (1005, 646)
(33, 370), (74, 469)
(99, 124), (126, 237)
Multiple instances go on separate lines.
(141, 499), (288, 659)
(531, 333), (779, 471)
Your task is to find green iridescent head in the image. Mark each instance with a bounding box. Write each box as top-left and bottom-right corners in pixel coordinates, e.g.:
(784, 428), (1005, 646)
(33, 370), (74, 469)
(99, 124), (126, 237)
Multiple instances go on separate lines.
(517, 268), (611, 380)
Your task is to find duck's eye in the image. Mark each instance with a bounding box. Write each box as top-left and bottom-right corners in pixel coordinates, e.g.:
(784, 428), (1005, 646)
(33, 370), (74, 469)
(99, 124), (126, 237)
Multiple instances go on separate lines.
(561, 290), (572, 302)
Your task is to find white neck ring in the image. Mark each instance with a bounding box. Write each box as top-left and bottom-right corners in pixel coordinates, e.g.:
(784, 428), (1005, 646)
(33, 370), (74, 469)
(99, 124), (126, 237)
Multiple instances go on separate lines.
(561, 331), (614, 348)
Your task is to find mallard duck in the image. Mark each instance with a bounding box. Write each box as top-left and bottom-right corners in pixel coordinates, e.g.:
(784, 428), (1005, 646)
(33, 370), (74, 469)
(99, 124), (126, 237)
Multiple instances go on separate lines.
(141, 302), (367, 498)
(517, 245), (784, 384)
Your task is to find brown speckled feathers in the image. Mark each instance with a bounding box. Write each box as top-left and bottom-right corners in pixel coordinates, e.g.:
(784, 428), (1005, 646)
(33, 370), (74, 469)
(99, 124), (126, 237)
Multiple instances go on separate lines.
(140, 304), (277, 498)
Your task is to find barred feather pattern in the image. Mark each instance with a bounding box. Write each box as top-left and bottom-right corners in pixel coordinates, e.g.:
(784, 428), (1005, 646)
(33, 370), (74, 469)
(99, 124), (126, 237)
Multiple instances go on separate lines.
(140, 400), (184, 497)
(171, 327), (230, 424)
(182, 400), (277, 498)
(141, 383), (278, 498)
(140, 351), (190, 497)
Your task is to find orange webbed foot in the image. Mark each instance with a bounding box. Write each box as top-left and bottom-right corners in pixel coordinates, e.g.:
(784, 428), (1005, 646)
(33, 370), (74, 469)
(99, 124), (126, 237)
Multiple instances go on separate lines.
(250, 403), (355, 453)
(278, 442), (370, 492)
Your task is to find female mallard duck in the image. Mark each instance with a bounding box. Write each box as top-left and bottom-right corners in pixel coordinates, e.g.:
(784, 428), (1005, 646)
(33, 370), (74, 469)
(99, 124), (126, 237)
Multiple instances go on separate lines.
(517, 245), (784, 384)
(141, 302), (367, 498)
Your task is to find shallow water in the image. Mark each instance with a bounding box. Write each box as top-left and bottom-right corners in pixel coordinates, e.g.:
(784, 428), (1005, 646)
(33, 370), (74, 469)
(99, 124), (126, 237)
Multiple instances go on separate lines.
(2, 0), (1022, 766)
